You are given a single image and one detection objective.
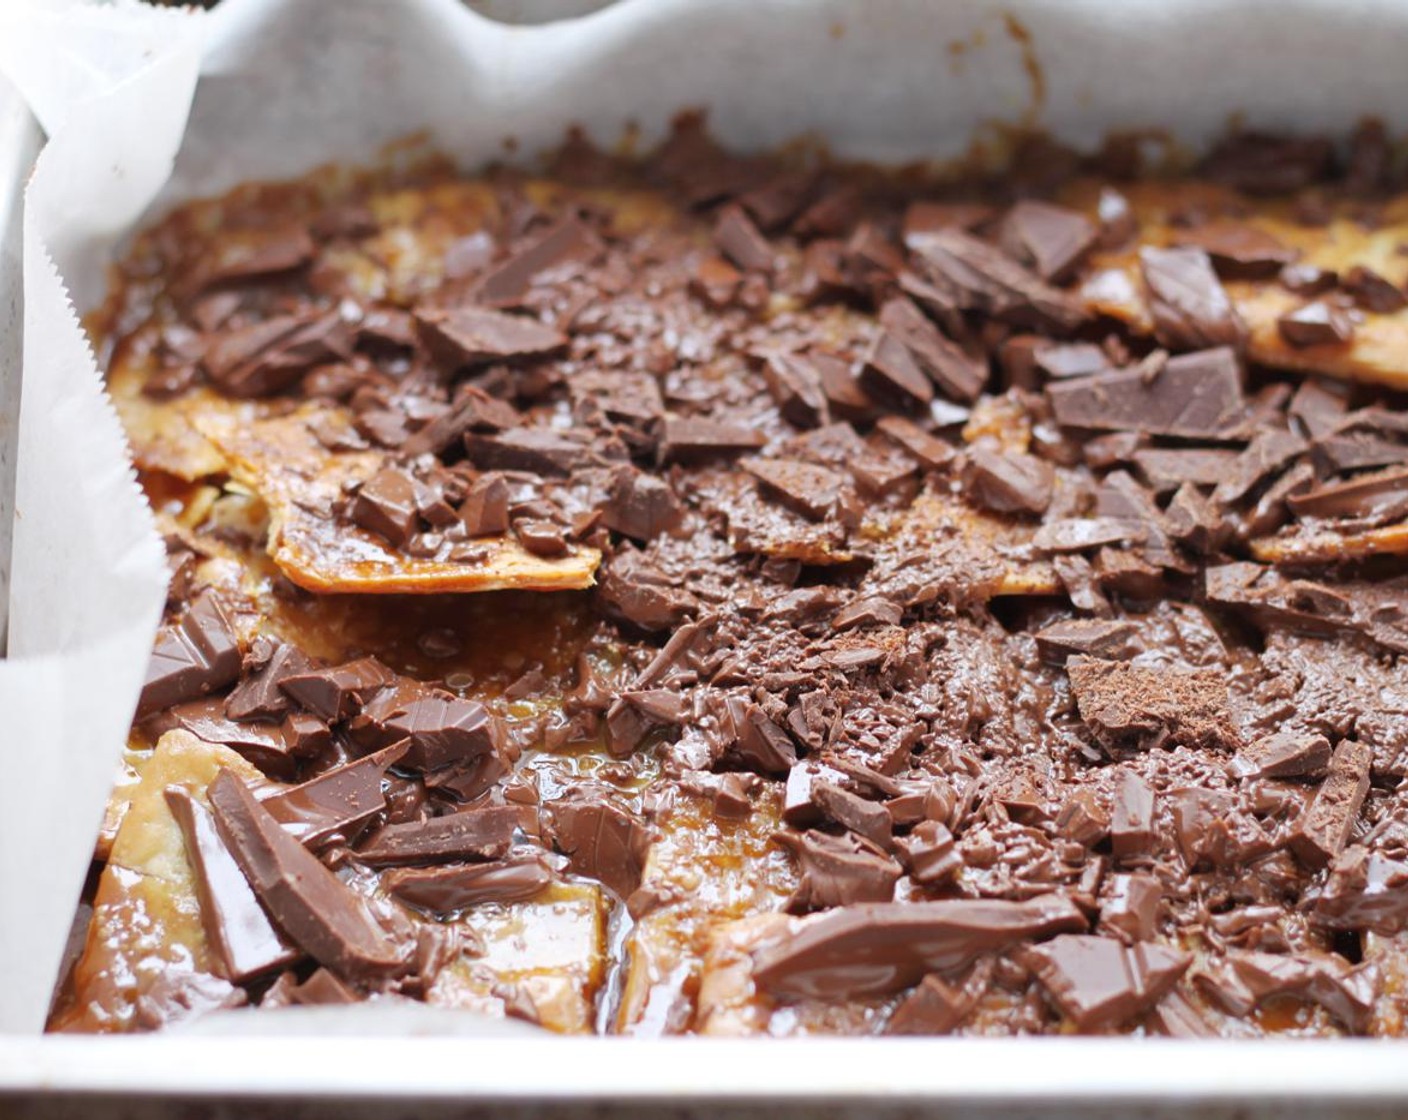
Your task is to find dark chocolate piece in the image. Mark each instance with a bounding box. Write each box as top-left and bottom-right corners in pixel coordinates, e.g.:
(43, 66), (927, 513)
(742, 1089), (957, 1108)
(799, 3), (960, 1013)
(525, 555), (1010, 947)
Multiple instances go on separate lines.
(416, 306), (567, 369)
(762, 353), (830, 428)
(279, 657), (398, 722)
(479, 214), (593, 306)
(355, 805), (519, 866)
(202, 313), (351, 398)
(1201, 132), (1334, 195)
(1139, 247), (1246, 352)
(999, 200), (1096, 282)
(714, 204), (775, 272)
(1047, 347), (1245, 439)
(351, 466), (420, 547)
(877, 297), (985, 403)
(1342, 265), (1406, 313)
(207, 769), (411, 980)
(658, 417), (766, 463)
(751, 893), (1087, 1001)
(464, 427), (597, 476)
(1175, 222), (1296, 278)
(743, 458), (845, 521)
(860, 331), (934, 408)
(192, 224), (314, 290)
(1287, 465), (1408, 521)
(1290, 740), (1371, 868)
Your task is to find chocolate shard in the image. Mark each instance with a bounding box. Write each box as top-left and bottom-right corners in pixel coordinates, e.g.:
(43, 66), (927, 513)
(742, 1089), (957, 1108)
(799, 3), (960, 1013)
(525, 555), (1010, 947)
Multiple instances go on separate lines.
(1132, 448), (1239, 492)
(963, 447), (1054, 516)
(600, 466), (683, 542)
(1032, 517), (1146, 553)
(225, 639), (317, 722)
(1290, 740), (1371, 868)
(1098, 873), (1161, 942)
(400, 387), (522, 458)
(860, 331), (934, 408)
(478, 214), (594, 306)
(278, 656), (398, 722)
(1055, 789), (1111, 848)
(1278, 301), (1354, 348)
(464, 426), (597, 476)
(1026, 935), (1190, 1031)
(1212, 429), (1308, 508)
(1068, 657), (1238, 753)
(704, 692), (799, 775)
(350, 466), (420, 547)
(164, 787), (299, 983)
(416, 306), (567, 370)
(777, 829), (901, 912)
(999, 200), (1097, 282)
(1047, 347), (1246, 439)
(884, 972), (980, 1035)
(1139, 246), (1246, 352)
(658, 416), (767, 463)
(877, 297), (986, 403)
(1316, 848), (1408, 935)
(355, 688), (503, 773)
(170, 700), (298, 779)
(207, 769), (411, 980)
(713, 204), (775, 272)
(261, 742), (409, 846)
(1287, 464), (1408, 521)
(1034, 619), (1139, 663)
(1174, 221), (1297, 279)
(762, 353), (830, 429)
(742, 457), (845, 521)
(874, 415), (954, 470)
(596, 549), (698, 632)
(1228, 949), (1380, 1033)
(138, 591), (242, 720)
(542, 794), (652, 900)
(893, 820), (962, 886)
(202, 312), (351, 398)
(458, 472), (512, 536)
(832, 595), (903, 631)
(191, 224), (315, 290)
(1232, 730), (1331, 781)
(809, 781), (892, 848)
(354, 805), (519, 867)
(751, 893), (1087, 1001)
(907, 227), (1087, 331)
(382, 852), (555, 913)
(1110, 769), (1156, 860)
(1165, 483), (1229, 556)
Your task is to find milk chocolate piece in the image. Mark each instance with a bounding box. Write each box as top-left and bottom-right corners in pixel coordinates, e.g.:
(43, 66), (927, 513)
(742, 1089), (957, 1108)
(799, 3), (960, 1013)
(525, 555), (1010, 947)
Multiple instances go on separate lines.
(1056, 789), (1111, 849)
(138, 592), (242, 720)
(964, 447), (1053, 516)
(875, 416), (954, 470)
(1278, 301), (1354, 348)
(225, 640), (316, 722)
(743, 458), (845, 521)
(1232, 731), (1332, 780)
(458, 473), (512, 536)
(202, 312), (351, 398)
(542, 794), (652, 900)
(1026, 935), (1190, 1031)
(1110, 770), (1155, 860)
(464, 427), (596, 476)
(1290, 740), (1371, 868)
(416, 306), (567, 369)
(1047, 347), (1245, 438)
(351, 467), (420, 547)
(658, 417), (766, 463)
(1067, 657), (1237, 753)
(752, 894), (1086, 1001)
(1317, 849), (1408, 935)
(884, 973), (976, 1035)
(207, 769), (411, 980)
(382, 852), (555, 912)
(356, 688), (503, 772)
(262, 742), (408, 846)
(355, 805), (519, 866)
(165, 787), (299, 982)
(714, 204), (775, 272)
(597, 550), (698, 632)
(1098, 874), (1160, 942)
(777, 829), (901, 912)
(171, 700), (297, 778)
(279, 657), (398, 722)
(893, 820), (962, 886)
(192, 224), (314, 290)
(877, 297), (985, 403)
(1000, 200), (1097, 282)
(479, 214), (592, 306)
(1139, 247), (1246, 352)
(1228, 949), (1379, 1032)
(1034, 619), (1138, 662)
(861, 331), (934, 409)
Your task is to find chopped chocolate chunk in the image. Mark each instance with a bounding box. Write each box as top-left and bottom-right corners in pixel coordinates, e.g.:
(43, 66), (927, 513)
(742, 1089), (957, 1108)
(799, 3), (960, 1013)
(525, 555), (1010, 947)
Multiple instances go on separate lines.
(1000, 200), (1097, 282)
(860, 331), (934, 409)
(893, 820), (962, 886)
(742, 457), (845, 521)
(226, 640), (316, 723)
(1056, 789), (1110, 848)
(1232, 731), (1331, 781)
(1026, 935), (1189, 1031)
(658, 416), (766, 463)
(1290, 740), (1371, 868)
(207, 769), (411, 980)
(713, 204), (775, 272)
(350, 466), (420, 547)
(809, 781), (892, 848)
(1110, 769), (1155, 860)
(479, 214), (593, 306)
(1228, 949), (1379, 1032)
(1098, 873), (1161, 942)
(1034, 619), (1138, 662)
(203, 312), (351, 398)
(1287, 465), (1408, 521)
(514, 518), (570, 557)
(1165, 483), (1229, 555)
(355, 688), (502, 773)
(1138, 247), (1247, 352)
(355, 805), (519, 866)
(705, 692), (798, 775)
(279, 657), (398, 722)
(170, 701), (297, 779)
(1174, 222), (1297, 279)
(902, 201), (995, 243)
(400, 387), (522, 457)
(165, 787), (299, 982)
(1131, 448), (1239, 492)
(542, 794), (652, 900)
(416, 306), (567, 370)
(908, 228), (1086, 331)
(1278, 301), (1355, 348)
(261, 743), (408, 847)
(884, 973), (979, 1035)
(191, 224), (314, 290)
(597, 549), (698, 632)
(963, 447), (1054, 516)
(1212, 429), (1307, 507)
(878, 297), (985, 403)
(601, 466), (683, 541)
(464, 427), (596, 476)
(1097, 187), (1136, 248)
(832, 596), (903, 631)
(1034, 342), (1112, 381)
(1342, 265), (1406, 313)
(138, 591), (242, 720)
(777, 829), (901, 911)
(1068, 657), (1237, 753)
(1047, 347), (1245, 439)
(761, 352), (830, 429)
(382, 852), (555, 913)
(752, 894), (1087, 1001)
(1317, 849), (1408, 935)
(1032, 517), (1145, 553)
(875, 416), (955, 471)
(458, 473), (511, 536)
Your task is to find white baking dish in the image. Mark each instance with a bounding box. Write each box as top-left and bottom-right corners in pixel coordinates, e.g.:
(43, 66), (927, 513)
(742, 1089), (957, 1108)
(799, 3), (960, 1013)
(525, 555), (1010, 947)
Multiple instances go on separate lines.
(2, 0), (1408, 1113)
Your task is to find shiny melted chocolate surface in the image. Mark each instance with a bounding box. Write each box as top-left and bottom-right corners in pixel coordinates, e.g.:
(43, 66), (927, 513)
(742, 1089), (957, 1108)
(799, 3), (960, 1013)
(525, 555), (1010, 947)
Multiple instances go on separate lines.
(52, 119), (1408, 1037)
